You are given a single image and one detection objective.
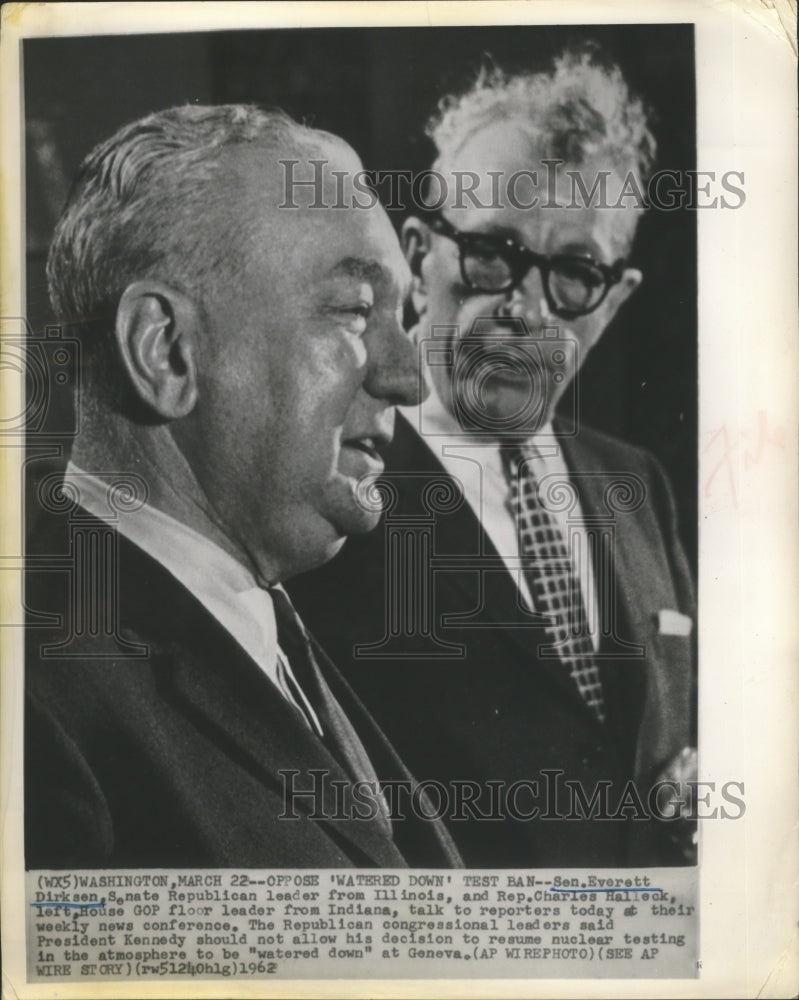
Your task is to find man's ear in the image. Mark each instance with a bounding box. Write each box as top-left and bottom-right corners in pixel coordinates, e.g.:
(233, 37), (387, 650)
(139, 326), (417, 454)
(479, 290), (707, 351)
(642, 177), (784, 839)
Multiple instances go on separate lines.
(114, 281), (201, 420)
(401, 216), (430, 317)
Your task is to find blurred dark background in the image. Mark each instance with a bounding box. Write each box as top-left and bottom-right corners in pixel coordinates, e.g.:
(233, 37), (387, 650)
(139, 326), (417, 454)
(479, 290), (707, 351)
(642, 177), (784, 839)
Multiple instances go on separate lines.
(24, 24), (697, 564)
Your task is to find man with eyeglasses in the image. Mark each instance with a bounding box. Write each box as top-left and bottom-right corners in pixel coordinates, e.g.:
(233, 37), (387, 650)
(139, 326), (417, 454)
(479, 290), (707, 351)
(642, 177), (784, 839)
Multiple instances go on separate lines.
(290, 49), (696, 867)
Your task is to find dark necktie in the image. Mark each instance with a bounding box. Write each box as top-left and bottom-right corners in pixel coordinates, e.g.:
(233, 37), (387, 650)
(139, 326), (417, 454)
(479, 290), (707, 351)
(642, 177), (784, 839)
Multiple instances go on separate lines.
(502, 443), (606, 724)
(269, 587), (392, 833)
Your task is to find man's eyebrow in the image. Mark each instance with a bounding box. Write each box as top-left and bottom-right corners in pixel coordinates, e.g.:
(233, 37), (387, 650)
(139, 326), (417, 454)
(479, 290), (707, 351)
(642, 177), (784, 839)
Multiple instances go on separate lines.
(472, 224), (606, 260)
(466, 222), (520, 242)
(467, 222), (545, 250)
(325, 257), (390, 284)
(557, 237), (608, 260)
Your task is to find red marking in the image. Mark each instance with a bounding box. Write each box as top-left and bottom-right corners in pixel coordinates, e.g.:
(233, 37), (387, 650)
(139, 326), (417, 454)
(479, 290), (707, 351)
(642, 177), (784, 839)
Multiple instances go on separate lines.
(703, 410), (785, 510)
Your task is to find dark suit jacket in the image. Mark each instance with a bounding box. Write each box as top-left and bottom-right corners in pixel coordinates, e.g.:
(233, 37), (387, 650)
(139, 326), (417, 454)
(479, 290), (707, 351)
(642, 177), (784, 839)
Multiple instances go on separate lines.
(25, 506), (461, 869)
(289, 414), (696, 867)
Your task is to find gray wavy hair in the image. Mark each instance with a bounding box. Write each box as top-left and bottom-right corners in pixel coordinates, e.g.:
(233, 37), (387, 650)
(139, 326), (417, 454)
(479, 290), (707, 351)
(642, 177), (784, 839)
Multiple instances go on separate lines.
(427, 45), (657, 185)
(47, 103), (334, 347)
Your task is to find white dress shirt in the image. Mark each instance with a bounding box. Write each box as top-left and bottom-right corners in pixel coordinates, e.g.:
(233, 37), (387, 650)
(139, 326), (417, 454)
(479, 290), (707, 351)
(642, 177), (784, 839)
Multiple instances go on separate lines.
(64, 463), (323, 731)
(401, 389), (600, 649)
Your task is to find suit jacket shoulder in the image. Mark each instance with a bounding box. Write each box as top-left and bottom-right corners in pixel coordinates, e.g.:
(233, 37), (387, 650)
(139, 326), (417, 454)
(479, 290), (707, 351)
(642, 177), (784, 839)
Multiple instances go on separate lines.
(289, 412), (696, 867)
(25, 506), (459, 869)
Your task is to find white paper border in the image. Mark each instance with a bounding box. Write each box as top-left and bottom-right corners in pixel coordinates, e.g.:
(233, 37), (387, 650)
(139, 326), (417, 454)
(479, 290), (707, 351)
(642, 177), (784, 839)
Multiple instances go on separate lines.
(2, 2), (797, 997)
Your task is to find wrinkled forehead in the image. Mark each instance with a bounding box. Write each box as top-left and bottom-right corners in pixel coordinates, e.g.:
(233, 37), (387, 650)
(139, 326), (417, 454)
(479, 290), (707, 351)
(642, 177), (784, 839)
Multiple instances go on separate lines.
(222, 132), (362, 210)
(434, 120), (642, 253)
(437, 118), (637, 188)
(223, 139), (409, 293)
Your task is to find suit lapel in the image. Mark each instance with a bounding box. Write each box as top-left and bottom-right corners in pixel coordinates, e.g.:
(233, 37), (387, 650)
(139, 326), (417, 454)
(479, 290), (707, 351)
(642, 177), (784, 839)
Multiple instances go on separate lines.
(308, 628), (463, 868)
(389, 416), (603, 721)
(114, 528), (404, 866)
(560, 431), (652, 656)
(559, 431), (689, 776)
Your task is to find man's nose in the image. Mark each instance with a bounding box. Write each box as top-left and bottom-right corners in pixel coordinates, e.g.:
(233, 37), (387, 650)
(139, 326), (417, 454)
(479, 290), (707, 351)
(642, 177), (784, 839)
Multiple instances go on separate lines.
(364, 316), (428, 406)
(495, 266), (551, 326)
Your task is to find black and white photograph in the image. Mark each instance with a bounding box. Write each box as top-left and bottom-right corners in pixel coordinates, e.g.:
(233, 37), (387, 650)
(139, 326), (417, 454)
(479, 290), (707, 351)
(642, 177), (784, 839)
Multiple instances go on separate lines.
(1, 2), (796, 997)
(23, 18), (699, 870)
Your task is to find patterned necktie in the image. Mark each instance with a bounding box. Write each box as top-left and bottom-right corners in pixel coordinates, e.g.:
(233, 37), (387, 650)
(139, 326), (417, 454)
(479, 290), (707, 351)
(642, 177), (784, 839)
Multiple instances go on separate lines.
(502, 443), (606, 725)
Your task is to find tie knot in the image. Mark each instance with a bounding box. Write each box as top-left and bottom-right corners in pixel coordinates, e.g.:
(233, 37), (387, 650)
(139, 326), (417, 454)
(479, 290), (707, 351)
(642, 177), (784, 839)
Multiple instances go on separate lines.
(268, 586), (308, 641)
(500, 441), (542, 484)
(267, 585), (293, 619)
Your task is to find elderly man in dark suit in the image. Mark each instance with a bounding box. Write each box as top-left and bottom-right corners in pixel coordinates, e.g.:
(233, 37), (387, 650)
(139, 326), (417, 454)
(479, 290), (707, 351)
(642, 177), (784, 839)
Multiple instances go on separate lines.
(290, 49), (697, 867)
(25, 104), (461, 869)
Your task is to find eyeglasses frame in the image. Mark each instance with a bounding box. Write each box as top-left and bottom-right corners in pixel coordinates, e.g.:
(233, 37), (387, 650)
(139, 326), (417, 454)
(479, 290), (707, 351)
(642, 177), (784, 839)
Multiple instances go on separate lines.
(424, 209), (627, 320)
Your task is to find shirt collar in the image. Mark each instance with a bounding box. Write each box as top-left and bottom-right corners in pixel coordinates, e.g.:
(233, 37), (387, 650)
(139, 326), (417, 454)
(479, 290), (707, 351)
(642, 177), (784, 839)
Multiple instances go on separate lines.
(62, 463), (283, 674)
(63, 465), (324, 730)
(64, 462), (258, 597)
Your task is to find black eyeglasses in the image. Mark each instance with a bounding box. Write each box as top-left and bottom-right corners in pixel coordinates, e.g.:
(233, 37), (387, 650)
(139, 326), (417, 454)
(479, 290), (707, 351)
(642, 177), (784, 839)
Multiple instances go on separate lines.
(426, 210), (626, 320)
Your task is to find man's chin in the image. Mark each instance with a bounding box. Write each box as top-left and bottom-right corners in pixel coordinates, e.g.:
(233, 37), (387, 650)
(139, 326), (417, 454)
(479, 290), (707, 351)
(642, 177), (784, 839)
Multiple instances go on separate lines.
(283, 511), (377, 580)
(453, 377), (555, 435)
(280, 533), (348, 582)
(336, 506), (382, 538)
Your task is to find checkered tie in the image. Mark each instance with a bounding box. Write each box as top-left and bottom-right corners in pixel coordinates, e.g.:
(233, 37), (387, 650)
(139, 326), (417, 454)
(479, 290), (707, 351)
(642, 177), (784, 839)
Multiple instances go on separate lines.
(502, 443), (606, 724)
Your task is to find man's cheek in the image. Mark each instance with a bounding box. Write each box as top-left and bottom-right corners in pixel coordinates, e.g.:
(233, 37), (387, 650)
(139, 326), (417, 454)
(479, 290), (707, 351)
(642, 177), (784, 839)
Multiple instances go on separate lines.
(427, 266), (465, 320)
(296, 371), (351, 432)
(571, 318), (605, 358)
(322, 330), (369, 373)
(348, 337), (369, 371)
